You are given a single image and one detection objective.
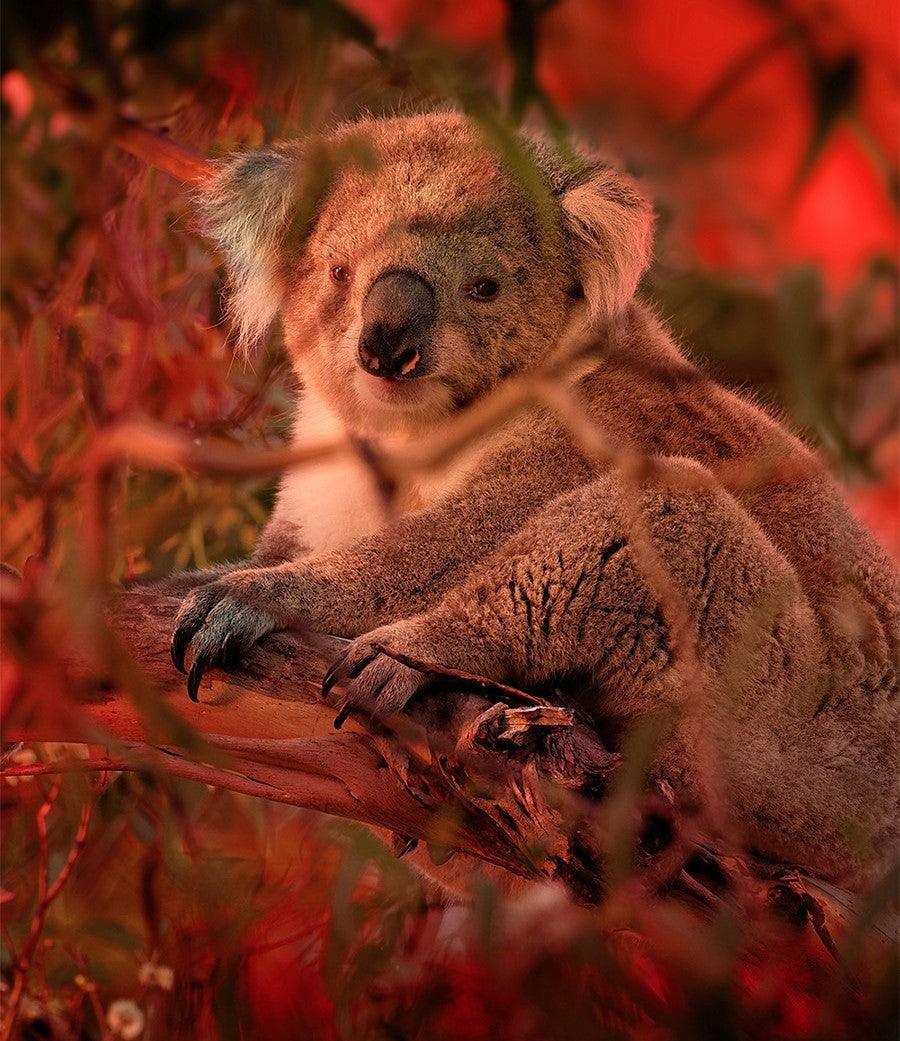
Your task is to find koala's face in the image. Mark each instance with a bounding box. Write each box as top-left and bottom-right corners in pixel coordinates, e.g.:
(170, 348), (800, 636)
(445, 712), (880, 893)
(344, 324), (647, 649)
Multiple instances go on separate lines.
(202, 113), (653, 435)
(283, 118), (578, 434)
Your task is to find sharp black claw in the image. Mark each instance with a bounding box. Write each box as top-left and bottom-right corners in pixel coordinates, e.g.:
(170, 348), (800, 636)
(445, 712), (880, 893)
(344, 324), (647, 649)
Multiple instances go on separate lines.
(171, 628), (190, 674)
(349, 649), (378, 679)
(170, 588), (221, 674)
(392, 834), (418, 857)
(321, 655), (348, 700)
(187, 663), (203, 703)
(322, 647), (381, 701)
(333, 701), (352, 729)
(220, 633), (238, 672)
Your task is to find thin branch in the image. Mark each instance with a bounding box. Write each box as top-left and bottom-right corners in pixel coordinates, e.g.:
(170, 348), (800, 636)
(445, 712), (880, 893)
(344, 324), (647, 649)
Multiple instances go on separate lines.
(113, 119), (216, 188)
(1, 783), (95, 1041)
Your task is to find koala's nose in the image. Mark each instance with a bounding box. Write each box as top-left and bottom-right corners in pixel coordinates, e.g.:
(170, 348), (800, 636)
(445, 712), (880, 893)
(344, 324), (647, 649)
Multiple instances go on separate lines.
(358, 270), (436, 380)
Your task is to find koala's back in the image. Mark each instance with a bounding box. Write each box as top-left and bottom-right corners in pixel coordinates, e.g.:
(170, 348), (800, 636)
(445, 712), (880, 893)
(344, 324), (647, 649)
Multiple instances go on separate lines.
(571, 313), (898, 736)
(500, 316), (896, 881)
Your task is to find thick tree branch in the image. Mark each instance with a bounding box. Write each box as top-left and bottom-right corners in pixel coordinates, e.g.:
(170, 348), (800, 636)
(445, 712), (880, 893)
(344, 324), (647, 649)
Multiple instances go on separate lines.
(11, 584), (626, 887)
(6, 581), (897, 955)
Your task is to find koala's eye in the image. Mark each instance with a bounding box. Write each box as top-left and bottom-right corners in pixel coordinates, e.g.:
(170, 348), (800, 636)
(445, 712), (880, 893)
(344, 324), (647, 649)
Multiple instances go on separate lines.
(330, 264), (351, 284)
(465, 279), (500, 302)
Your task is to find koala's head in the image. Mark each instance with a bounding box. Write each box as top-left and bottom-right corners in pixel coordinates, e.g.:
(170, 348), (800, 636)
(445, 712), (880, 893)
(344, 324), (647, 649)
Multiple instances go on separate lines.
(200, 112), (653, 434)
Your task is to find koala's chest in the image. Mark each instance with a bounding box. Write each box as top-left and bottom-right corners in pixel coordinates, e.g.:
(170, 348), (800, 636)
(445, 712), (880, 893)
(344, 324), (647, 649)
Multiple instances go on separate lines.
(277, 395), (472, 553)
(278, 450), (470, 554)
(278, 452), (385, 553)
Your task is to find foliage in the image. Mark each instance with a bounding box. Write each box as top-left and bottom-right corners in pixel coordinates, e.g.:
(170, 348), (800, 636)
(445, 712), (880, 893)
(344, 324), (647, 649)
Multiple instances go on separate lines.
(1, 1), (898, 1039)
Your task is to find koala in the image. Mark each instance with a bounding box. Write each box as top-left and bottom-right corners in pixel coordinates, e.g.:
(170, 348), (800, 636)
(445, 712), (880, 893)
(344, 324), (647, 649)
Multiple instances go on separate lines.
(168, 111), (898, 888)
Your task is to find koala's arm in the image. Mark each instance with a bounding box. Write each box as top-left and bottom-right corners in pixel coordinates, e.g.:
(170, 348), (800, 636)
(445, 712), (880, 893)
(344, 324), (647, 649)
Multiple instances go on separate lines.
(171, 416), (591, 656)
(247, 463), (588, 635)
(330, 458), (898, 883)
(183, 428), (586, 632)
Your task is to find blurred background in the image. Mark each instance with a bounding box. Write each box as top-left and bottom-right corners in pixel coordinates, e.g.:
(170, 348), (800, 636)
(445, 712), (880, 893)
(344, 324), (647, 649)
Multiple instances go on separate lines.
(1, 2), (898, 1039)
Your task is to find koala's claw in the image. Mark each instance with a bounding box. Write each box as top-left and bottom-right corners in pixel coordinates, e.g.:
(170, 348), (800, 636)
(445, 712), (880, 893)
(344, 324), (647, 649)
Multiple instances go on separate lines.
(321, 643), (379, 700)
(187, 662), (204, 703)
(171, 586), (223, 673)
(322, 640), (429, 730)
(171, 584), (275, 701)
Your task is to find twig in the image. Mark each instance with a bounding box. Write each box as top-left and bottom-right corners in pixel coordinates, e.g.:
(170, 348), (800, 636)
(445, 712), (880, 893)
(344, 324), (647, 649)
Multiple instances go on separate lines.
(1, 783), (95, 1041)
(113, 119), (216, 189)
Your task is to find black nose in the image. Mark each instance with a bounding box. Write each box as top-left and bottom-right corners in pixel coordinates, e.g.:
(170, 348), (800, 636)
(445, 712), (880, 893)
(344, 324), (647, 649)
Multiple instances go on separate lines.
(358, 270), (435, 379)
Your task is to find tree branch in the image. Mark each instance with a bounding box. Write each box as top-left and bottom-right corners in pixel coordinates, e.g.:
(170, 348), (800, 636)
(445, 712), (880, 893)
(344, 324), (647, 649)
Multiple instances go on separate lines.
(6, 580), (896, 956)
(11, 584), (626, 887)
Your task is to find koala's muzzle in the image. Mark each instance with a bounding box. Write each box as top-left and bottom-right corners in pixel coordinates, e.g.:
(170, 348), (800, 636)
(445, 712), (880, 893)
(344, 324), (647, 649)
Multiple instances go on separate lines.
(358, 270), (435, 380)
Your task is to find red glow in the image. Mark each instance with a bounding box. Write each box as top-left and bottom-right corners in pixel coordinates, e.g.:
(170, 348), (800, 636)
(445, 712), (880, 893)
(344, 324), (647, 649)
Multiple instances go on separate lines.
(786, 127), (899, 290)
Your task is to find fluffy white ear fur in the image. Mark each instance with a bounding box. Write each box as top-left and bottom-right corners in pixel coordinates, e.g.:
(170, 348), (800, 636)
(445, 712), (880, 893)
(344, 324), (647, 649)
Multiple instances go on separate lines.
(560, 165), (655, 320)
(197, 144), (302, 351)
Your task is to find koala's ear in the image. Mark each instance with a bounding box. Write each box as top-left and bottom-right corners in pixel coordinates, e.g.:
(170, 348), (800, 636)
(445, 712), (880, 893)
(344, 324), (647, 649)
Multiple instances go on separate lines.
(197, 143), (303, 349)
(558, 161), (655, 320)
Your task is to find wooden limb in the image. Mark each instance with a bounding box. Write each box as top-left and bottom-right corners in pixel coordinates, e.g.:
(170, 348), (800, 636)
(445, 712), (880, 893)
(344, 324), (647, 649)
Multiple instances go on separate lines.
(1, 584), (627, 883)
(4, 581), (897, 952)
(8, 584), (625, 885)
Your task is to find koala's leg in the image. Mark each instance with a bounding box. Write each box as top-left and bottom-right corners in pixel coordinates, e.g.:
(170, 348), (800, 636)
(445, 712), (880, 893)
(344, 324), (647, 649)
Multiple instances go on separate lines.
(332, 459), (896, 883)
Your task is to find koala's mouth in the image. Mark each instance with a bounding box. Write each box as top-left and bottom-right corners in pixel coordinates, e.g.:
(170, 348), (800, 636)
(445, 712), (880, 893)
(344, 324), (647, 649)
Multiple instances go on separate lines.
(353, 366), (454, 421)
(358, 368), (432, 402)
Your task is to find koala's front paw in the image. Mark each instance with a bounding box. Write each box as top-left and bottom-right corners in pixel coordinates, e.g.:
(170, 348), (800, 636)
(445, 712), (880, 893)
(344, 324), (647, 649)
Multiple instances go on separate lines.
(171, 577), (275, 701)
(321, 630), (431, 729)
